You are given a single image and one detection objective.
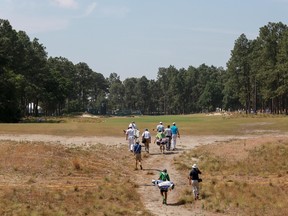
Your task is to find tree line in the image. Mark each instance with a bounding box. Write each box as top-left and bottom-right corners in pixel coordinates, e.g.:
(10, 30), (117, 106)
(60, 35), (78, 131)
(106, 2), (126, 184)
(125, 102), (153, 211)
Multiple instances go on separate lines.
(1, 19), (287, 122)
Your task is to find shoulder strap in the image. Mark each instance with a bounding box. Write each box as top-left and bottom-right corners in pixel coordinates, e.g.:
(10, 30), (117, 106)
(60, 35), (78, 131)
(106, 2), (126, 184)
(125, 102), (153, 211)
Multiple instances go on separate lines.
(135, 144), (140, 152)
(160, 172), (168, 180)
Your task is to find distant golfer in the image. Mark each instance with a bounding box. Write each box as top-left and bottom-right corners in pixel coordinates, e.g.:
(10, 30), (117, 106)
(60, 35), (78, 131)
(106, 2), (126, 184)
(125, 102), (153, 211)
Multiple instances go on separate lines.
(171, 122), (180, 150)
(164, 125), (172, 151)
(133, 141), (143, 170)
(128, 121), (138, 142)
(156, 122), (164, 132)
(141, 128), (151, 153)
(125, 126), (135, 152)
(189, 164), (202, 200)
(154, 131), (167, 153)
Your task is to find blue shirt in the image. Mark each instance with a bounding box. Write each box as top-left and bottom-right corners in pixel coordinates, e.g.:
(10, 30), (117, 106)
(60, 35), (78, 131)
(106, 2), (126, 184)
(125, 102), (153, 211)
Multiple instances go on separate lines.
(133, 143), (141, 154)
(170, 125), (178, 135)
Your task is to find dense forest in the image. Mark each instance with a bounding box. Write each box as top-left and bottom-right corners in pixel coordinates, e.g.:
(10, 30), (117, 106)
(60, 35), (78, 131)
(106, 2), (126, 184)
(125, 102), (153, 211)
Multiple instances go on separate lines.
(1, 19), (288, 122)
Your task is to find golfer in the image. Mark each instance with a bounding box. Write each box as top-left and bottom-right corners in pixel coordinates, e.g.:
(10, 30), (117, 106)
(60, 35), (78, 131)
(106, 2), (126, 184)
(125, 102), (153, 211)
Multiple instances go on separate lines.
(125, 126), (135, 152)
(158, 169), (170, 204)
(189, 164), (202, 200)
(171, 122), (180, 150)
(141, 128), (151, 153)
(133, 141), (143, 170)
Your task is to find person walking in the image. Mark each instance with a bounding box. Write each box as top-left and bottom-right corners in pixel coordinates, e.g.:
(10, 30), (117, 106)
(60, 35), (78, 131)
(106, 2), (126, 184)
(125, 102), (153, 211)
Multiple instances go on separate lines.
(164, 125), (172, 151)
(154, 131), (166, 153)
(158, 169), (170, 205)
(156, 122), (164, 132)
(128, 121), (137, 130)
(170, 122), (180, 150)
(129, 121), (139, 142)
(189, 164), (202, 200)
(125, 126), (135, 152)
(141, 128), (151, 153)
(133, 141), (143, 170)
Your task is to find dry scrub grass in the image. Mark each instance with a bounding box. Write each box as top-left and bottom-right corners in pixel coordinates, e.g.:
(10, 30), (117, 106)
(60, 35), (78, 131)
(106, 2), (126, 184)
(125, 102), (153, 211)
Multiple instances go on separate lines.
(0, 140), (152, 216)
(176, 137), (288, 216)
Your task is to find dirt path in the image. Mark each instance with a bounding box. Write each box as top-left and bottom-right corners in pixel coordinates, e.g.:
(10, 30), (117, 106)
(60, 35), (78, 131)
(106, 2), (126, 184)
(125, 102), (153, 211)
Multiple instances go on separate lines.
(0, 134), (123, 147)
(1, 133), (287, 215)
(133, 146), (197, 216)
(132, 136), (239, 216)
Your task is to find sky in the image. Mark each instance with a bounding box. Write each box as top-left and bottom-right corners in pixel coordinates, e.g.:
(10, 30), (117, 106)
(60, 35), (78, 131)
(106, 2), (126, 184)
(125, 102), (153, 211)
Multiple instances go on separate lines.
(0, 0), (287, 80)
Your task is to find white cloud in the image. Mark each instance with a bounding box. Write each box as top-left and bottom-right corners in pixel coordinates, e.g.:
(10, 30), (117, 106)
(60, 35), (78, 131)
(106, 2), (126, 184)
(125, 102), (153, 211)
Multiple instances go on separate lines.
(78, 2), (130, 18)
(51, 0), (78, 9)
(0, 0), (131, 34)
(84, 2), (97, 16)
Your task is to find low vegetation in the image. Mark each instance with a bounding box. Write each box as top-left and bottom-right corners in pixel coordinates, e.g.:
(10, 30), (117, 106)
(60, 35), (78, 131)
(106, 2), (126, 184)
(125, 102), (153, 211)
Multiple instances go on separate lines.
(0, 115), (287, 215)
(0, 140), (152, 216)
(175, 137), (288, 215)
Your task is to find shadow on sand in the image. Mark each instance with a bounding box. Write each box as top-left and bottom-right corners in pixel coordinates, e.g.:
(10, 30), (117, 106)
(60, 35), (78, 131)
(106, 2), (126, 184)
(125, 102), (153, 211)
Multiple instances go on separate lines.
(148, 151), (179, 156)
(166, 200), (186, 206)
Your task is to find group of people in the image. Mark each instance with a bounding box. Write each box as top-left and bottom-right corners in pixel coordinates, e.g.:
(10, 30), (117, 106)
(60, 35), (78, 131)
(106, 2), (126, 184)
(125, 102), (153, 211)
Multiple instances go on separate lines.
(125, 120), (202, 204)
(125, 121), (181, 169)
(137, 121), (180, 155)
(125, 121), (180, 153)
(154, 121), (180, 153)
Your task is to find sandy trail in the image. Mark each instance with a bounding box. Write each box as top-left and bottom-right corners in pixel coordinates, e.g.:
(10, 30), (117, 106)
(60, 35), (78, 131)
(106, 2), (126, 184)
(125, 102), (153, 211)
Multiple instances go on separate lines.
(0, 134), (124, 147)
(0, 133), (251, 147)
(132, 136), (241, 216)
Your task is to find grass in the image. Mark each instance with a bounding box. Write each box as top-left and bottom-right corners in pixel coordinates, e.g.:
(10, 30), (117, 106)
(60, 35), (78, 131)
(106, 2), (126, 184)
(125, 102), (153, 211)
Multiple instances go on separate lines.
(0, 113), (287, 136)
(175, 137), (288, 215)
(0, 113), (288, 215)
(0, 140), (152, 216)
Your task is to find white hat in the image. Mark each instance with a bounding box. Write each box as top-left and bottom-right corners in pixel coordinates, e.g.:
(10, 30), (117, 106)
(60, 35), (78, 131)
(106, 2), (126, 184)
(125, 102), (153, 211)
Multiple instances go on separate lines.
(160, 122), (162, 124)
(192, 164), (197, 169)
(172, 122), (176, 125)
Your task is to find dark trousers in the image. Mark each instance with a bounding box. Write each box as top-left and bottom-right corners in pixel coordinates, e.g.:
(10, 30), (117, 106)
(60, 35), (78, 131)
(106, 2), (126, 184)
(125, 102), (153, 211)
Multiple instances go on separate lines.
(166, 136), (171, 150)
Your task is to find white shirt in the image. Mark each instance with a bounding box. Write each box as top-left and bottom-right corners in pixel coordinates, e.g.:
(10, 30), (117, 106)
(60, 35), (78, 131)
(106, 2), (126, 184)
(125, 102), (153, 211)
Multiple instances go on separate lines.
(142, 131), (151, 139)
(126, 128), (134, 137)
(165, 128), (172, 137)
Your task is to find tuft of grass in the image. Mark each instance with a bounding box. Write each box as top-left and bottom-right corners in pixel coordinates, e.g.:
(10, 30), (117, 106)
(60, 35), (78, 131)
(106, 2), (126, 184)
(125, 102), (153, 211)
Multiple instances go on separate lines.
(176, 137), (288, 215)
(72, 158), (81, 170)
(27, 178), (37, 184)
(0, 140), (152, 216)
(74, 186), (79, 192)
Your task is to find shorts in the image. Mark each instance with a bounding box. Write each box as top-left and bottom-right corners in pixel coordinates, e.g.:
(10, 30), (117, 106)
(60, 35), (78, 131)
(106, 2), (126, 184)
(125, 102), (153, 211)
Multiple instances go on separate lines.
(160, 188), (168, 192)
(135, 153), (141, 161)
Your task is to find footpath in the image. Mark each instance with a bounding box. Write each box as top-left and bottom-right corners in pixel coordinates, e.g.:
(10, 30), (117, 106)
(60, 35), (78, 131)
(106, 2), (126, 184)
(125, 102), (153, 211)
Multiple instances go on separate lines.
(133, 135), (237, 216)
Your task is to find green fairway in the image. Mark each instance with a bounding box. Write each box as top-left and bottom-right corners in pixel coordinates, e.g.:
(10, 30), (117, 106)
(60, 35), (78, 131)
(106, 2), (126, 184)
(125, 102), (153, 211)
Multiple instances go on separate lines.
(0, 114), (287, 137)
